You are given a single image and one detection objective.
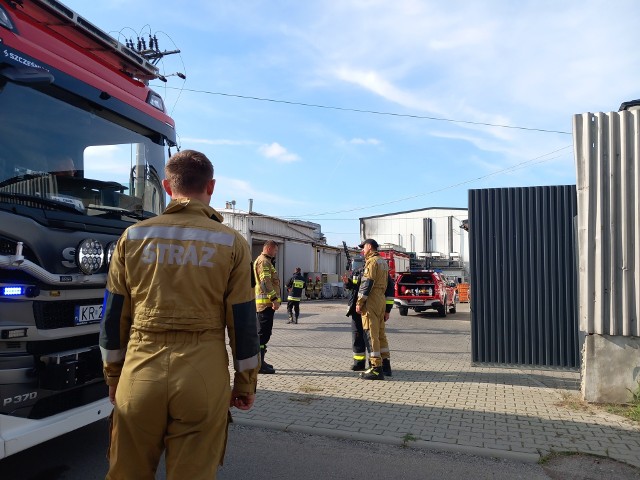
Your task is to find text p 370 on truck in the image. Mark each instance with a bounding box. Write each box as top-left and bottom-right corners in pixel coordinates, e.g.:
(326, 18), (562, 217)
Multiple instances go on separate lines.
(0, 0), (177, 458)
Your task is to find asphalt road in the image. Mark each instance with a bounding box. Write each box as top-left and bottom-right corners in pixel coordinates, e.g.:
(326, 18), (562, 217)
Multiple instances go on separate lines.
(0, 419), (554, 480)
(5, 420), (637, 479)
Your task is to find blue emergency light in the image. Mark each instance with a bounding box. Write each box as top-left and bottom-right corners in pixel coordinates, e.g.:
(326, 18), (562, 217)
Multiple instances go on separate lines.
(2, 286), (24, 296)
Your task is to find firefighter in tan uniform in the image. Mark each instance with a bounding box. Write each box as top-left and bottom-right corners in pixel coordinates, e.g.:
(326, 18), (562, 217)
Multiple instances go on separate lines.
(100, 150), (259, 480)
(314, 276), (323, 299)
(254, 240), (281, 374)
(305, 276), (314, 299)
(356, 238), (392, 380)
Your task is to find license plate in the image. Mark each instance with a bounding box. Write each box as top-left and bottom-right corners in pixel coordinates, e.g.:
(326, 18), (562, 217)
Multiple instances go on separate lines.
(409, 299), (424, 305)
(75, 304), (103, 325)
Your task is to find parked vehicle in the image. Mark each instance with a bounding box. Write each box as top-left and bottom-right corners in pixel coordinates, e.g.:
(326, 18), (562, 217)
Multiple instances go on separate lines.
(378, 249), (410, 280)
(0, 0), (176, 458)
(394, 270), (457, 317)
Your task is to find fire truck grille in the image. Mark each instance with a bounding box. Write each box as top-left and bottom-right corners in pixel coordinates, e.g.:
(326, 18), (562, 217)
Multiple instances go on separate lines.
(33, 300), (103, 329)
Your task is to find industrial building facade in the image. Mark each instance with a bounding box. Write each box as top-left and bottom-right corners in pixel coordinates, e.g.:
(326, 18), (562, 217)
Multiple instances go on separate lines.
(360, 207), (470, 282)
(219, 206), (350, 297)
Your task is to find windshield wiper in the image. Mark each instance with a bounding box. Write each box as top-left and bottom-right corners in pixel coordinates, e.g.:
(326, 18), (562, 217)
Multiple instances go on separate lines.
(86, 205), (151, 220)
(0, 191), (83, 214)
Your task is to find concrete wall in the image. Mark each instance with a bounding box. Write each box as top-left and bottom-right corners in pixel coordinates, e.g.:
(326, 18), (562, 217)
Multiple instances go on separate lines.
(582, 335), (640, 403)
(574, 109), (640, 402)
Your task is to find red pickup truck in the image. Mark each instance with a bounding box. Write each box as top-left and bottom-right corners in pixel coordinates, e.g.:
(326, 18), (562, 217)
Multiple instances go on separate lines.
(394, 271), (457, 317)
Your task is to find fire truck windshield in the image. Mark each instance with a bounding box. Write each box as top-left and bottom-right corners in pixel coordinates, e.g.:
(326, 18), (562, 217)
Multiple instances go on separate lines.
(0, 79), (167, 217)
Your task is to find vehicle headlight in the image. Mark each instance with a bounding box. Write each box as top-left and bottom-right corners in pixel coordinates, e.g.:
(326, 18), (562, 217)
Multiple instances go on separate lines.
(75, 238), (104, 275)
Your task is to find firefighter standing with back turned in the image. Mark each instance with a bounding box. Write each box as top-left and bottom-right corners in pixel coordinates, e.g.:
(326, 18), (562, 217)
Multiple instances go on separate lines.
(254, 240), (281, 374)
(286, 267), (305, 324)
(100, 149), (259, 479)
(356, 238), (393, 380)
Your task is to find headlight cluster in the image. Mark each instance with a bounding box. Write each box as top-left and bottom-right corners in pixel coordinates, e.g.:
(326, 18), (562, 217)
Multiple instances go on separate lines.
(75, 238), (117, 275)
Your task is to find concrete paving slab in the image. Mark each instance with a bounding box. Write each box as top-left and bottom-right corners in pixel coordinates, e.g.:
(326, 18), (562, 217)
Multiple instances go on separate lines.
(230, 300), (640, 468)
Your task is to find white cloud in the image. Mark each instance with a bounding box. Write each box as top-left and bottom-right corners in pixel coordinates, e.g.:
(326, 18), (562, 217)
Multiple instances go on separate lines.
(350, 138), (380, 145)
(258, 142), (300, 163)
(214, 176), (303, 208)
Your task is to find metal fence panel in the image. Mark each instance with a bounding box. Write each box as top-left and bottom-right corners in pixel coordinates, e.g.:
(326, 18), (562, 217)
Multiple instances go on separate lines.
(469, 185), (579, 368)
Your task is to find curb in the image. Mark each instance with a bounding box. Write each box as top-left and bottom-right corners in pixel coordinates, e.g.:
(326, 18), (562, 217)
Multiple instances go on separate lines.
(233, 418), (541, 464)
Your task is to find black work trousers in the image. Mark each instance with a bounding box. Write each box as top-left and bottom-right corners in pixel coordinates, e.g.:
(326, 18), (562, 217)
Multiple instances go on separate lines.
(351, 312), (370, 356)
(257, 307), (275, 347)
(287, 300), (300, 319)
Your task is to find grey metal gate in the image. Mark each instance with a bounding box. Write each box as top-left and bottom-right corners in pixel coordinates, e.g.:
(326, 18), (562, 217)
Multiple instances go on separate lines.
(469, 185), (579, 368)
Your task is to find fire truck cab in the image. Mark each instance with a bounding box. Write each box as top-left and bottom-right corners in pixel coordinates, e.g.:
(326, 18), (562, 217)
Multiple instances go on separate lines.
(0, 0), (176, 457)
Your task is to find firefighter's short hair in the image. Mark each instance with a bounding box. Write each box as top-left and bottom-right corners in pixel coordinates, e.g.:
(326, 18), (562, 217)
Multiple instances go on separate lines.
(165, 150), (213, 196)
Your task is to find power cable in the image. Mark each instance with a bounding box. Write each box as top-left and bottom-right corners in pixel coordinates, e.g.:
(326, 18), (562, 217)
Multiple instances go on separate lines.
(150, 86), (572, 135)
(281, 145), (573, 218)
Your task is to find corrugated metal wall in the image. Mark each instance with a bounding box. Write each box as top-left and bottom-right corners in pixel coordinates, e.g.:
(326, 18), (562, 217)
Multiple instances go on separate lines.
(574, 111), (640, 337)
(469, 185), (579, 368)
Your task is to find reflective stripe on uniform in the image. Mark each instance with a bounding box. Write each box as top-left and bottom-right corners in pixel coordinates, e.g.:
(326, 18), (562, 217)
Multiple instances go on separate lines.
(235, 353), (259, 372)
(353, 354), (366, 360)
(100, 346), (125, 363)
(127, 225), (234, 246)
(287, 296), (301, 301)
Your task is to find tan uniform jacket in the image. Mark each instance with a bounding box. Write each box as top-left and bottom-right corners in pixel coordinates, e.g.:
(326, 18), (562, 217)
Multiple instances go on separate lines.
(254, 253), (281, 312)
(356, 251), (389, 311)
(99, 198), (259, 395)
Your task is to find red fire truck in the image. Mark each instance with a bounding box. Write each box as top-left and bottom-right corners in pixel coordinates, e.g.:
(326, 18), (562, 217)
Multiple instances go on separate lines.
(378, 248), (410, 280)
(0, 0), (176, 457)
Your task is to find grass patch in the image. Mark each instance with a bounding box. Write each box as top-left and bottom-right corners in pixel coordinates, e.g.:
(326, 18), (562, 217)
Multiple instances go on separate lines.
(555, 392), (596, 414)
(603, 404), (640, 422)
(401, 433), (418, 447)
(556, 383), (640, 425)
(601, 382), (640, 423)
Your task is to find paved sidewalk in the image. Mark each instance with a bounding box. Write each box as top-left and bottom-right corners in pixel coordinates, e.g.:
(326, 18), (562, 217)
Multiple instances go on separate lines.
(231, 301), (640, 467)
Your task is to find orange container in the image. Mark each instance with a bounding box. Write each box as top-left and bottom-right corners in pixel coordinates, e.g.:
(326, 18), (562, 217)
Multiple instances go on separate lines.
(457, 283), (470, 303)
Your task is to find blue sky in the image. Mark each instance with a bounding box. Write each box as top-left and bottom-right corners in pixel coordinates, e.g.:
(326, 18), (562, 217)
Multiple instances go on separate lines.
(64, 0), (639, 247)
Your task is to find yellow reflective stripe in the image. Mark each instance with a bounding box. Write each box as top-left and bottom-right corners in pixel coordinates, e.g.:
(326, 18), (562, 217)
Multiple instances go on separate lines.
(293, 280), (304, 288)
(256, 298), (272, 304)
(353, 354), (366, 360)
(256, 291), (276, 298)
(386, 300), (394, 305)
(287, 296), (301, 301)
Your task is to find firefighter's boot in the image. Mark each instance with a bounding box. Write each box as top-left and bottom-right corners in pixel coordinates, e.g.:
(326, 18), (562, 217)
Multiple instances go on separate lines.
(294, 315), (299, 324)
(359, 366), (384, 380)
(287, 313), (294, 324)
(351, 359), (366, 371)
(382, 358), (392, 377)
(259, 349), (275, 374)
